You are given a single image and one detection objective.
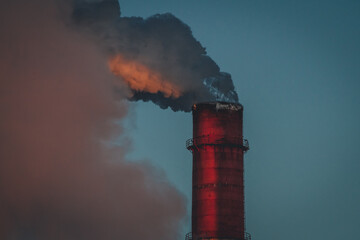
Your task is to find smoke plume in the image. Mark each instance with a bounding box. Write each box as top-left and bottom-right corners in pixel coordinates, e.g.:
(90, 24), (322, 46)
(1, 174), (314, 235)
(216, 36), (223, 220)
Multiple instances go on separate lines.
(0, 1), (186, 240)
(71, 0), (239, 111)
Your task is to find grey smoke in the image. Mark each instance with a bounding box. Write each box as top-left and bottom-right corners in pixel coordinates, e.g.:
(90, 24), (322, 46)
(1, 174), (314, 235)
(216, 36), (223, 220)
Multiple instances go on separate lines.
(71, 0), (239, 111)
(0, 0), (186, 239)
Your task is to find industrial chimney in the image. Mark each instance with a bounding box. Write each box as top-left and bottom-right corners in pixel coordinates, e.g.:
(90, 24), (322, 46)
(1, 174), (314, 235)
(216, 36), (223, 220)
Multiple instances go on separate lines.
(185, 102), (251, 240)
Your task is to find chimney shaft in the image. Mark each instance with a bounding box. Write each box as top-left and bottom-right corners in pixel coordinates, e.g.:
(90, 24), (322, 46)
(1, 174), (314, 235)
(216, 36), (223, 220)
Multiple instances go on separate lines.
(186, 102), (250, 240)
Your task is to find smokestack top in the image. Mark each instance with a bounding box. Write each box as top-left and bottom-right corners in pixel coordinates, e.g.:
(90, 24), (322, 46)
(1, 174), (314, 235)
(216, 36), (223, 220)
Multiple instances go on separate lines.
(192, 101), (243, 112)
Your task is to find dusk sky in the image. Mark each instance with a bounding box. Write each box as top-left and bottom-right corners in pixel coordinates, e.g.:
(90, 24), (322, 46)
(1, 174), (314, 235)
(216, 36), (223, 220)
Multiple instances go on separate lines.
(121, 1), (360, 240)
(1, 0), (359, 240)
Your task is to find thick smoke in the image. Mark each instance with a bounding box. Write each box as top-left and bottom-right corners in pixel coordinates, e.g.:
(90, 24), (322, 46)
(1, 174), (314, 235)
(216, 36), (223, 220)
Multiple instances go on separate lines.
(0, 1), (186, 240)
(72, 0), (239, 111)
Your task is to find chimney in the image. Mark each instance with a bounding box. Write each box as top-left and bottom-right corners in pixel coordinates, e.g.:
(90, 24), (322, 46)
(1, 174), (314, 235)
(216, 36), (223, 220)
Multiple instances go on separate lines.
(185, 102), (251, 240)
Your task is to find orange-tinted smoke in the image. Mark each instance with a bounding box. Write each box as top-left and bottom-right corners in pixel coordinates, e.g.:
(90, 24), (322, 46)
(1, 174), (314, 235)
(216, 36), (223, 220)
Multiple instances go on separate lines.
(109, 55), (182, 98)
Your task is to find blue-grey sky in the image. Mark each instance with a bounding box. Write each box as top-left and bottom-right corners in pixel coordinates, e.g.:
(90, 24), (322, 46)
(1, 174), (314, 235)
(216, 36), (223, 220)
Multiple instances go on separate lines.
(120, 1), (360, 240)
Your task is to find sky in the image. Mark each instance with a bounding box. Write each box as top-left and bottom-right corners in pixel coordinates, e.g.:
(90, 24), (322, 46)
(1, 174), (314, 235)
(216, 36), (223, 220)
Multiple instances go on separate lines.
(1, 1), (359, 239)
(120, 1), (360, 240)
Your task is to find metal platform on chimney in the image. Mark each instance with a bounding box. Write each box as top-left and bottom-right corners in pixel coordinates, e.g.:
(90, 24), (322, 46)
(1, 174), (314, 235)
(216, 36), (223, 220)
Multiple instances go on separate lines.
(186, 135), (249, 152)
(185, 232), (252, 240)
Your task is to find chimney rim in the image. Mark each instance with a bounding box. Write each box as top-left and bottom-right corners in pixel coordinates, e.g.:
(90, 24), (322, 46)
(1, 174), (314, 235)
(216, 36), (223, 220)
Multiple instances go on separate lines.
(192, 101), (243, 111)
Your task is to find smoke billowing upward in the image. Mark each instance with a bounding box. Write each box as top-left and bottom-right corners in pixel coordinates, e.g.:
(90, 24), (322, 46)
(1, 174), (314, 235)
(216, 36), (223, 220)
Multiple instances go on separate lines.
(72, 0), (239, 111)
(0, 1), (185, 240)
(0, 0), (239, 239)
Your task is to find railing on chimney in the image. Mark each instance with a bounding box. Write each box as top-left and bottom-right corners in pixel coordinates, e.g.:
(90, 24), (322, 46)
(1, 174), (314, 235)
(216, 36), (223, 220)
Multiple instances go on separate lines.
(185, 232), (252, 240)
(186, 135), (249, 152)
